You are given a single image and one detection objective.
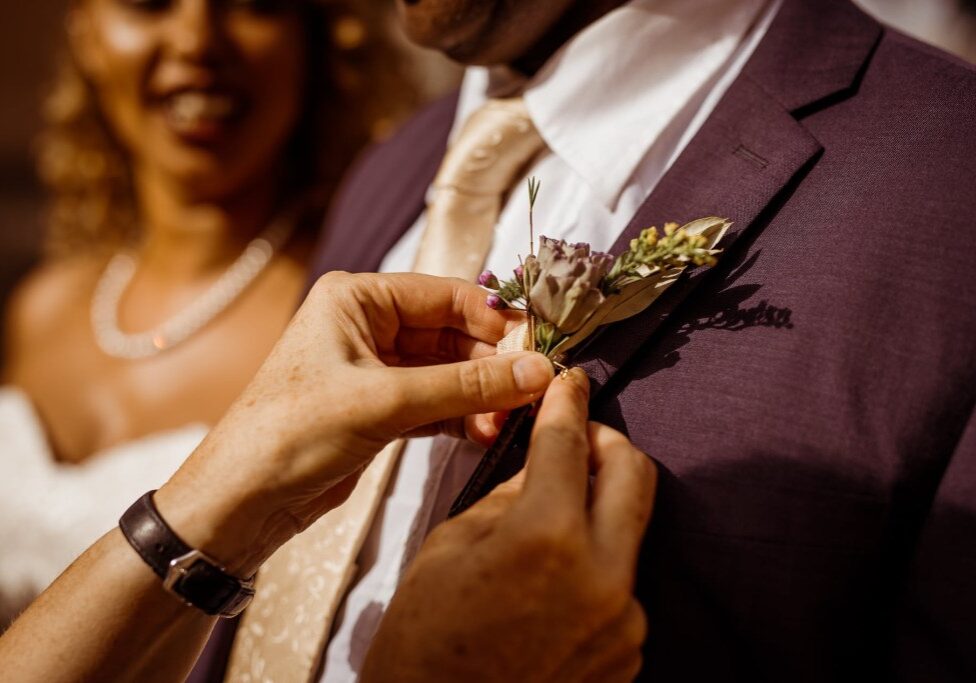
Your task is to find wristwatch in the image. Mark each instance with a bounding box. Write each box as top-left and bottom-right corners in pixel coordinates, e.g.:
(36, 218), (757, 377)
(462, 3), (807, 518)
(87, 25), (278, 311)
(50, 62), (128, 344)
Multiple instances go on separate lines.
(119, 491), (255, 617)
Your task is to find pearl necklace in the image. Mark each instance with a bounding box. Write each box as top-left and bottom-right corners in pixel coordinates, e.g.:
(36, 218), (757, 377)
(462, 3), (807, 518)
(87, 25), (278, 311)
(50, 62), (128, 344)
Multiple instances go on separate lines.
(91, 217), (293, 360)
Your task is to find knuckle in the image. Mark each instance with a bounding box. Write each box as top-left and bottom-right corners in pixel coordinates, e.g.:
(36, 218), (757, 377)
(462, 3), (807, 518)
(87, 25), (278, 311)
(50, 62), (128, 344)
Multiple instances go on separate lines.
(515, 521), (580, 565)
(423, 521), (458, 548)
(457, 360), (496, 405)
(594, 583), (633, 620)
(538, 507), (584, 542)
(310, 270), (351, 298)
(629, 445), (656, 477)
(533, 423), (589, 456)
(574, 588), (629, 635)
(489, 478), (522, 501)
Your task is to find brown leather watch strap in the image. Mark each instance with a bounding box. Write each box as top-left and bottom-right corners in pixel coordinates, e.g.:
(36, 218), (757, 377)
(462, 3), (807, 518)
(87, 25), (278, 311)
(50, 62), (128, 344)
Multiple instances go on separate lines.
(119, 491), (255, 617)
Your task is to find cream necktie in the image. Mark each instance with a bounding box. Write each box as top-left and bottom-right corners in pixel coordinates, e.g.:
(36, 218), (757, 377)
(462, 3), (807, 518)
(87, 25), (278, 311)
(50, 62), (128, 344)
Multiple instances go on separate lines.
(224, 98), (545, 683)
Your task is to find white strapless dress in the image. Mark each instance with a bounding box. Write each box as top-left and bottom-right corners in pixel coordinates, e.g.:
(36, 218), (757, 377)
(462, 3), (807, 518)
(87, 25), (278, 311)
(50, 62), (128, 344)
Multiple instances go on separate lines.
(0, 386), (207, 627)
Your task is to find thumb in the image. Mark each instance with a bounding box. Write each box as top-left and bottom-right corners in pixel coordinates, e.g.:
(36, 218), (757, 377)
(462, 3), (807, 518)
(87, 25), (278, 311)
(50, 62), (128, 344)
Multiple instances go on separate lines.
(390, 351), (553, 432)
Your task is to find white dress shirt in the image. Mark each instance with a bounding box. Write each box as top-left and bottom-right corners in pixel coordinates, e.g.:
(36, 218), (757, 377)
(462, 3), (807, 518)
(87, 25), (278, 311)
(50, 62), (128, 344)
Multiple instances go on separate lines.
(319, 0), (781, 679)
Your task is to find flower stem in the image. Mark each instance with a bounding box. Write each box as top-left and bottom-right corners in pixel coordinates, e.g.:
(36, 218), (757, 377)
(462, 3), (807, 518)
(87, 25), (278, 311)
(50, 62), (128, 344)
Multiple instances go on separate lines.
(525, 177), (542, 353)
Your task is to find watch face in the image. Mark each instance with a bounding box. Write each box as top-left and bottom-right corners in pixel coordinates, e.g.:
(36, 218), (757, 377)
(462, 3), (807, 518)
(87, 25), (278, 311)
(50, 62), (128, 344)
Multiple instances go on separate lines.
(164, 551), (246, 616)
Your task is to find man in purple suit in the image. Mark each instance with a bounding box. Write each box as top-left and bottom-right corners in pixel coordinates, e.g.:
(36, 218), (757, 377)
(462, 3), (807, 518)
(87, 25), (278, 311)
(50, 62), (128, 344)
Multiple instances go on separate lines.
(0, 1), (973, 681)
(306, 0), (976, 680)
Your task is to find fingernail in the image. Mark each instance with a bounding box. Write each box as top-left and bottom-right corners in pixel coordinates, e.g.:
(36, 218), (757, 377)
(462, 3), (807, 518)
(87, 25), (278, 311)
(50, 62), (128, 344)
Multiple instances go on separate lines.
(513, 353), (554, 393)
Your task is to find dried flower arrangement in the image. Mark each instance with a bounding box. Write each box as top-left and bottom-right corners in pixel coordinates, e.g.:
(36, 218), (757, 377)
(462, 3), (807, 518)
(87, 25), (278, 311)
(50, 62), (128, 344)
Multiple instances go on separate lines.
(480, 178), (730, 360)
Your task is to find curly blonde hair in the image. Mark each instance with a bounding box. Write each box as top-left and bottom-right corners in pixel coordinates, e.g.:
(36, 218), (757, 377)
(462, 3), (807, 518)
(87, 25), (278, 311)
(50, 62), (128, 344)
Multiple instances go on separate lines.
(36, 0), (417, 256)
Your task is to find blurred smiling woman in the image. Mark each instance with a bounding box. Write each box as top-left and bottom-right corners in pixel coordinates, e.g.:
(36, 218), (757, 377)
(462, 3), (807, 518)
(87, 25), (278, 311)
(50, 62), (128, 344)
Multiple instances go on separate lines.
(0, 0), (411, 629)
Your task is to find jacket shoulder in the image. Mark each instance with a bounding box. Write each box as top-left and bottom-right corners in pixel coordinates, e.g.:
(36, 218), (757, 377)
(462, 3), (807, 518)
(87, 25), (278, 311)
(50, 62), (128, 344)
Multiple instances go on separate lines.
(882, 25), (976, 79)
(809, 24), (976, 214)
(308, 93), (459, 279)
(866, 26), (976, 114)
(327, 93), (458, 223)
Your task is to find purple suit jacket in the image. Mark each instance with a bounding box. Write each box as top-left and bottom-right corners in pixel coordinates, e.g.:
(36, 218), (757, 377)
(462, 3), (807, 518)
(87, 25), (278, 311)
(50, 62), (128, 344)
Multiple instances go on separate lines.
(191, 1), (976, 680)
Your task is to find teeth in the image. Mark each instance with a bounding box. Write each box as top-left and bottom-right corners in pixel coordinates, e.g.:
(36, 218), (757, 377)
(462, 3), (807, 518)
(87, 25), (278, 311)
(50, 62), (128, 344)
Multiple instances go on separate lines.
(168, 92), (237, 125)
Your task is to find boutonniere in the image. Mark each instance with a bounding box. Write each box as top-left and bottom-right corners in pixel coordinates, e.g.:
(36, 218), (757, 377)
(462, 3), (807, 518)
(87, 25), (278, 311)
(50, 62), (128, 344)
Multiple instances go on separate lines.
(450, 180), (731, 517)
(480, 177), (731, 364)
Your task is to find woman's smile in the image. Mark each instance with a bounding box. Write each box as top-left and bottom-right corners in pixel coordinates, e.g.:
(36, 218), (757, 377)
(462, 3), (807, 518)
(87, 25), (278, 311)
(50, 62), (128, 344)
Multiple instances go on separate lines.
(73, 0), (306, 198)
(154, 86), (249, 146)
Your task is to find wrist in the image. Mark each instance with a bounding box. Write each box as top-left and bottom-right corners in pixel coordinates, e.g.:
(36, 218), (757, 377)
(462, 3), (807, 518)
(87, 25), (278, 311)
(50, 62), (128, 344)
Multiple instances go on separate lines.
(151, 399), (366, 577)
(119, 492), (257, 617)
(153, 437), (301, 578)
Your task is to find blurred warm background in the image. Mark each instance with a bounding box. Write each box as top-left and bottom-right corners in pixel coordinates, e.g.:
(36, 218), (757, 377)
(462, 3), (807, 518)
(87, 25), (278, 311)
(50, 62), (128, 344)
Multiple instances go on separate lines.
(0, 2), (462, 624)
(0, 0), (460, 334)
(856, 0), (976, 64)
(0, 3), (66, 315)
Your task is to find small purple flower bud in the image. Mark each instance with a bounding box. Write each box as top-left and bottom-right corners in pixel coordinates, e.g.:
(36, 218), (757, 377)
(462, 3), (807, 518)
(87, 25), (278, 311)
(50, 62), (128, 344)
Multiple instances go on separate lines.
(478, 270), (499, 289)
(514, 265), (524, 281)
(486, 293), (507, 310)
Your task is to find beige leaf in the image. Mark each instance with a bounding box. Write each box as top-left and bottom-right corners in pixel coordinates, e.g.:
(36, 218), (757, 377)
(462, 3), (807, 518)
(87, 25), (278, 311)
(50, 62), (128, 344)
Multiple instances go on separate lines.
(549, 269), (677, 357)
(681, 216), (732, 242)
(599, 267), (683, 325)
(548, 216), (731, 357)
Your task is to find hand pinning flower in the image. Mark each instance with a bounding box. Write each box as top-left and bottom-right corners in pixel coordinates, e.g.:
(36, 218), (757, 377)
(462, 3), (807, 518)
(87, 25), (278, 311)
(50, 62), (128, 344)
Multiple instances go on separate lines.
(480, 178), (730, 358)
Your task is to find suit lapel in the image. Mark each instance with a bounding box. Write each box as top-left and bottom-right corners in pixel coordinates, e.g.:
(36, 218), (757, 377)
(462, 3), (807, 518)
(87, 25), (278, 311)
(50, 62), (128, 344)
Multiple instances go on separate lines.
(576, 0), (881, 398)
(451, 0), (883, 514)
(452, 77), (826, 515)
(575, 77), (821, 392)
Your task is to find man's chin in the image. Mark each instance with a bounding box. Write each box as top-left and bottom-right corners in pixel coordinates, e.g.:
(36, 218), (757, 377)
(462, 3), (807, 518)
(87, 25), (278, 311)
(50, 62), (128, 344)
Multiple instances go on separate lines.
(394, 0), (551, 67)
(395, 0), (584, 69)
(395, 0), (497, 58)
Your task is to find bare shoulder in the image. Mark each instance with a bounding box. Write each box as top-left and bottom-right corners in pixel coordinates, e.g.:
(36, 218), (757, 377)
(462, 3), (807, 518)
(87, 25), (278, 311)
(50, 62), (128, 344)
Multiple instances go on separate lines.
(4, 255), (105, 358)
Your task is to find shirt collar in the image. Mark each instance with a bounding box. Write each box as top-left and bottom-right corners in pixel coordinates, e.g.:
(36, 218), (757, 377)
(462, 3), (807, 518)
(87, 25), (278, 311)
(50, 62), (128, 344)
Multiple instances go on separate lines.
(453, 0), (773, 210)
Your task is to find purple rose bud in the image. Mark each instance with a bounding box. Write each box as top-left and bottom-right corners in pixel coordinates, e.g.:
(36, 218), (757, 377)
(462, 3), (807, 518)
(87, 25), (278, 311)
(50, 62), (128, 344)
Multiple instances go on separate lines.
(514, 265), (524, 281)
(478, 270), (499, 289)
(525, 236), (613, 334)
(486, 293), (507, 310)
